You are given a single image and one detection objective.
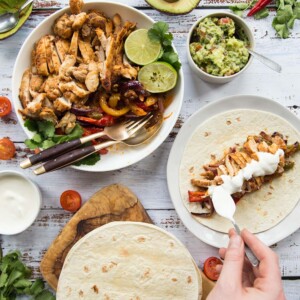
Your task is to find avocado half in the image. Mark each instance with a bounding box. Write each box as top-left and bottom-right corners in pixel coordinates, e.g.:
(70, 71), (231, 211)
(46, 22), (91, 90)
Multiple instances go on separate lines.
(145, 0), (201, 15)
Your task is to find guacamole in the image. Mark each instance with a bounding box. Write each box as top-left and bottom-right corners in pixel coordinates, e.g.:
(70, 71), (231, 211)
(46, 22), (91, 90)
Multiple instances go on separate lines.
(190, 17), (250, 77)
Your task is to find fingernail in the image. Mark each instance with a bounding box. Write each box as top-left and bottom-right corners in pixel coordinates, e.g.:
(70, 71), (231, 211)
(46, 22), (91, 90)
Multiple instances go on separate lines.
(215, 264), (223, 272)
(229, 234), (242, 249)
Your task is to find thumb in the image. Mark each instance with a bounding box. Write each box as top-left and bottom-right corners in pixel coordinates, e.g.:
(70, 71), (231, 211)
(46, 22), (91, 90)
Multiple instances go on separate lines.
(218, 231), (244, 287)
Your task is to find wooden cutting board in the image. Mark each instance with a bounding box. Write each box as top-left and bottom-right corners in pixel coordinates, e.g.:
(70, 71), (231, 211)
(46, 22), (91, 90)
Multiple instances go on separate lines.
(40, 183), (214, 298)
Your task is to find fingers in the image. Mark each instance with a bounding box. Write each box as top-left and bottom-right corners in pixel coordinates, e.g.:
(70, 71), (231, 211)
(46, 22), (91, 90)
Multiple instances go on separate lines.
(217, 229), (244, 287)
(241, 229), (271, 261)
(241, 229), (281, 279)
(219, 247), (226, 259)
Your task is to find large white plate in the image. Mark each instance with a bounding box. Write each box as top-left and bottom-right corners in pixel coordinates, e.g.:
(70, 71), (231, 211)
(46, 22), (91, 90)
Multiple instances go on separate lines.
(12, 1), (184, 172)
(167, 95), (300, 248)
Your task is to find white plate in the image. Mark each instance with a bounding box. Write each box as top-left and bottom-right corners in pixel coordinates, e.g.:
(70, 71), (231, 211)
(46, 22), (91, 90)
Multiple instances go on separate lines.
(12, 1), (184, 172)
(167, 95), (300, 248)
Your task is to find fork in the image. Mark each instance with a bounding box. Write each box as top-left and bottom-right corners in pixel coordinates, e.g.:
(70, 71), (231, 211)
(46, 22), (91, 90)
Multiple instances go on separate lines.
(20, 114), (153, 169)
(32, 114), (153, 175)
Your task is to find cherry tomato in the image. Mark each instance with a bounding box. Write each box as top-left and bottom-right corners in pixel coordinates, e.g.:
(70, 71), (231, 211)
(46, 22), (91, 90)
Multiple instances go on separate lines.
(0, 96), (12, 117)
(60, 190), (82, 212)
(0, 138), (16, 160)
(203, 256), (223, 281)
(219, 17), (230, 24)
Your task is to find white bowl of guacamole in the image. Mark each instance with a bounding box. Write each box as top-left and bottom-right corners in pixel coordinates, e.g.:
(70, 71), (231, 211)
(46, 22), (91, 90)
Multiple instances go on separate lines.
(187, 12), (255, 84)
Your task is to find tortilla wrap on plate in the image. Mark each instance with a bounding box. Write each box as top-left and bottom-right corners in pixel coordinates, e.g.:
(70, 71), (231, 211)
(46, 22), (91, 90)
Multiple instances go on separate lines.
(179, 109), (300, 233)
(57, 221), (201, 300)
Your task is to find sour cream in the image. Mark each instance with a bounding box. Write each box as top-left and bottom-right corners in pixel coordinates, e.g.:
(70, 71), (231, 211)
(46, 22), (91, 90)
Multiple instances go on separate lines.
(208, 149), (284, 221)
(0, 171), (41, 235)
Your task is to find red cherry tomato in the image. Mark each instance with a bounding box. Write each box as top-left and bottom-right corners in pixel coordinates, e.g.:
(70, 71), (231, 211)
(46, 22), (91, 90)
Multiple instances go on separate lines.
(0, 138), (16, 160)
(203, 257), (223, 281)
(0, 96), (12, 117)
(60, 190), (82, 212)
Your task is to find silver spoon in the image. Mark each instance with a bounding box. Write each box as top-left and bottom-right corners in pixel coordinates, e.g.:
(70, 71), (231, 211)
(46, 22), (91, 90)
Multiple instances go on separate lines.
(210, 189), (259, 267)
(0, 0), (33, 34)
(248, 48), (282, 73)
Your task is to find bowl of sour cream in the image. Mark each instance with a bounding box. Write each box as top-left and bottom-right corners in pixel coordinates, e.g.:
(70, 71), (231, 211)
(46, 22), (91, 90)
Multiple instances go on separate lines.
(0, 171), (41, 235)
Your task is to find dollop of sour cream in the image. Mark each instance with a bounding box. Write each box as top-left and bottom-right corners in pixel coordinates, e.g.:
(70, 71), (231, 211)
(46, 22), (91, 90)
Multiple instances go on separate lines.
(208, 149), (284, 221)
(0, 173), (41, 235)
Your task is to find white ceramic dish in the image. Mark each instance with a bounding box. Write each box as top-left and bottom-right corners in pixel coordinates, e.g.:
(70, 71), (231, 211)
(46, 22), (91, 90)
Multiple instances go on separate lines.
(12, 1), (184, 172)
(167, 95), (300, 248)
(0, 171), (41, 235)
(187, 12), (255, 84)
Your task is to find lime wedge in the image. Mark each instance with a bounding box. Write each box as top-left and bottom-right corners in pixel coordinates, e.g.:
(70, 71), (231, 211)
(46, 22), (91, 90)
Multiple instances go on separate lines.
(138, 62), (178, 93)
(125, 29), (162, 66)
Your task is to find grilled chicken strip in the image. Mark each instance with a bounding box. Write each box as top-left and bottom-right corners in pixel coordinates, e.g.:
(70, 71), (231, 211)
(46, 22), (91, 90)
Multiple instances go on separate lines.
(85, 61), (99, 92)
(70, 0), (83, 15)
(35, 37), (49, 76)
(44, 75), (62, 100)
(78, 38), (94, 63)
(44, 35), (61, 74)
(19, 69), (32, 108)
(29, 74), (44, 98)
(54, 38), (70, 62)
(72, 12), (87, 30)
(59, 81), (90, 98)
(59, 55), (76, 81)
(53, 97), (72, 112)
(53, 13), (73, 39)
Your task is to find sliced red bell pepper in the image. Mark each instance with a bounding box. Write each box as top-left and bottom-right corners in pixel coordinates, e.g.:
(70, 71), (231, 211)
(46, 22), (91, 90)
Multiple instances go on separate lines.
(188, 191), (207, 202)
(135, 101), (151, 111)
(247, 0), (272, 16)
(77, 115), (115, 127)
(83, 127), (104, 136)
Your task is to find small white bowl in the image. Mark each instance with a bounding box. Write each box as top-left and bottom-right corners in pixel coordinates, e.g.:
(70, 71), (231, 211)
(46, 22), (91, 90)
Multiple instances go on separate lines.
(187, 12), (255, 84)
(0, 171), (41, 235)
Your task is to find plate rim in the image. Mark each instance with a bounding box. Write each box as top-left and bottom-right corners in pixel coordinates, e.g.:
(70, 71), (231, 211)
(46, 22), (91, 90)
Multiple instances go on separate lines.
(12, 1), (184, 172)
(167, 94), (300, 248)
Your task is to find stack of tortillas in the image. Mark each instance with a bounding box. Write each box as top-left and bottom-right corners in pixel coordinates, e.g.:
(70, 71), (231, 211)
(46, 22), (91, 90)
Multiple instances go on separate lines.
(56, 221), (202, 299)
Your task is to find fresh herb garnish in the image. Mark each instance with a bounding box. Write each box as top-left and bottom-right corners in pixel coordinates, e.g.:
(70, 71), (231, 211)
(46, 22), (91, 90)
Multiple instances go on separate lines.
(148, 21), (181, 71)
(230, 3), (253, 17)
(254, 7), (270, 19)
(272, 0), (300, 38)
(0, 249), (55, 300)
(24, 119), (100, 166)
(24, 119), (83, 150)
(230, 0), (300, 38)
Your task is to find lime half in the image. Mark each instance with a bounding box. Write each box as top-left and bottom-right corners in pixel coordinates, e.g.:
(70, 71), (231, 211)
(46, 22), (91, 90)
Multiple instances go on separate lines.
(138, 62), (178, 93)
(125, 29), (162, 66)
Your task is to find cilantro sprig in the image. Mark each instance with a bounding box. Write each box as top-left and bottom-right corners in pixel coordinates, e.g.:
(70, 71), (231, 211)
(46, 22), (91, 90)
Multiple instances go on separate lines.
(230, 0), (300, 38)
(148, 21), (181, 71)
(24, 119), (100, 166)
(272, 0), (300, 38)
(0, 249), (55, 300)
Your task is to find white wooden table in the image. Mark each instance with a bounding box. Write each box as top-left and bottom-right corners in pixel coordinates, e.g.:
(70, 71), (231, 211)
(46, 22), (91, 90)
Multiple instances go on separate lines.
(0, 0), (300, 298)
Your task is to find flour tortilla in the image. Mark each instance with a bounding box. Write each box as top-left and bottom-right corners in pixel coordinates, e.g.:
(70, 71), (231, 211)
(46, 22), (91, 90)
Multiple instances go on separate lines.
(57, 222), (201, 300)
(179, 109), (300, 233)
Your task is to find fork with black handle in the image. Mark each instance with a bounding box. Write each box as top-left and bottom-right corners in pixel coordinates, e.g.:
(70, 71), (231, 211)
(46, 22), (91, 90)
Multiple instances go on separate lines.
(32, 114), (153, 175)
(20, 114), (153, 169)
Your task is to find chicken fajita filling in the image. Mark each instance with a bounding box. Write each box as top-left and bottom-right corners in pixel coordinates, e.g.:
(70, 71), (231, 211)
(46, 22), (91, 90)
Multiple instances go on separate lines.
(188, 131), (300, 217)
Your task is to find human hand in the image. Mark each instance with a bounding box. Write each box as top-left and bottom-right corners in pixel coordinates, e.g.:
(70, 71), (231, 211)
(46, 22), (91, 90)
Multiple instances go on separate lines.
(207, 228), (285, 300)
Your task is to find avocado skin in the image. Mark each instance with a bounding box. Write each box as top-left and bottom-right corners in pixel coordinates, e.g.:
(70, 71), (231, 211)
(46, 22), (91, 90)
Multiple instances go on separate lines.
(145, 0), (201, 15)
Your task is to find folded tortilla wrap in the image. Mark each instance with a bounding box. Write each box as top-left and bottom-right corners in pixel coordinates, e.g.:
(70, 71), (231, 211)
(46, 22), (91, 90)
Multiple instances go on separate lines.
(179, 109), (300, 233)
